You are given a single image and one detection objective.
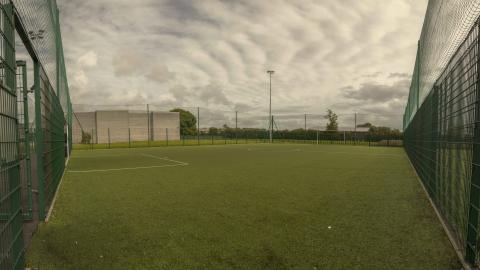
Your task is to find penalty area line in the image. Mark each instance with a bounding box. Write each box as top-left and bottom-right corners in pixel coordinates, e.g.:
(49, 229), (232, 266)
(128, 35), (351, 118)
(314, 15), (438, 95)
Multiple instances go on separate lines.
(141, 153), (189, 165)
(68, 163), (187, 173)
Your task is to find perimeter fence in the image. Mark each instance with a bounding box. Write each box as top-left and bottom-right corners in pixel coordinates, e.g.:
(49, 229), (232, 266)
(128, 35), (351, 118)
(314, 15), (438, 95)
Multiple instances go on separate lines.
(72, 104), (403, 149)
(0, 1), (72, 269)
(403, 4), (480, 268)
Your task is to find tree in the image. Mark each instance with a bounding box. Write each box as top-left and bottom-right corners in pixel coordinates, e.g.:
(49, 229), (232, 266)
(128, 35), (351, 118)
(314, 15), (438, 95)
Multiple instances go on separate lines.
(325, 109), (338, 131)
(357, 122), (373, 128)
(208, 127), (219, 135)
(366, 124), (403, 141)
(81, 131), (92, 144)
(170, 108), (197, 135)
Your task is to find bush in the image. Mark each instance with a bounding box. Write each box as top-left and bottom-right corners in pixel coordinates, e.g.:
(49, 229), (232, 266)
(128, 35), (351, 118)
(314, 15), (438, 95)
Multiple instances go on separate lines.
(81, 131), (92, 144)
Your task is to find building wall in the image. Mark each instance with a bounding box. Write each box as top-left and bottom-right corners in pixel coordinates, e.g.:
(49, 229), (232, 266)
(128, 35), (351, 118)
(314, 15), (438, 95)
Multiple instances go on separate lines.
(96, 110), (129, 143)
(72, 110), (180, 143)
(128, 112), (149, 141)
(152, 112), (180, 141)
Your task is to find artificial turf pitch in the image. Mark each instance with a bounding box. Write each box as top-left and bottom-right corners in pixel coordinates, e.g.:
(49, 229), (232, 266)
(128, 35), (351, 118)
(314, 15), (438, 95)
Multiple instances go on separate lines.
(26, 144), (459, 269)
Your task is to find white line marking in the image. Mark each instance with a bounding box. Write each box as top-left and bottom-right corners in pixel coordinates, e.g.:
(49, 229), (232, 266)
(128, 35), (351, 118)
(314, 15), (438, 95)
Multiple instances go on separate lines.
(242, 148), (403, 157)
(141, 153), (189, 165)
(68, 163), (187, 173)
(301, 150), (403, 157)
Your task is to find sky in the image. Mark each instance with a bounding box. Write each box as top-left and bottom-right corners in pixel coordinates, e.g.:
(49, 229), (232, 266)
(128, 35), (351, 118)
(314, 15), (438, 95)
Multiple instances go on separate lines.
(57, 0), (428, 130)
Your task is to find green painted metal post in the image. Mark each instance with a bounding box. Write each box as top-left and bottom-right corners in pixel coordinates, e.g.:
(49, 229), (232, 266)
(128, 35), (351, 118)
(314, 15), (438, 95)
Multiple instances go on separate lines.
(108, 128), (111, 149)
(22, 63), (33, 219)
(128, 128), (131, 148)
(91, 128), (94, 150)
(19, 61), (33, 219)
(166, 128), (168, 146)
(34, 59), (46, 221)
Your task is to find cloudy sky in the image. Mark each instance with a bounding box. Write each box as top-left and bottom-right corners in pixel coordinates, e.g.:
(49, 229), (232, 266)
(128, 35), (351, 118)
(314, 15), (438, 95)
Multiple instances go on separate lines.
(57, 0), (427, 129)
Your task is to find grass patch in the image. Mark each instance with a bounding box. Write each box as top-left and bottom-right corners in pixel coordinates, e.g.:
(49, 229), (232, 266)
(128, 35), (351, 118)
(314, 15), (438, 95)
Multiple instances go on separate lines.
(27, 144), (459, 269)
(72, 139), (375, 150)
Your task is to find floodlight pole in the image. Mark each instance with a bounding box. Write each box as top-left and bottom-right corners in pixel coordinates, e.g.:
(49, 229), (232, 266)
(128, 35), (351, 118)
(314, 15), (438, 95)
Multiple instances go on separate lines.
(267, 70), (275, 143)
(304, 114), (307, 130)
(304, 113), (307, 142)
(147, 104), (150, 145)
(197, 107), (200, 145)
(235, 111), (238, 144)
(354, 112), (357, 144)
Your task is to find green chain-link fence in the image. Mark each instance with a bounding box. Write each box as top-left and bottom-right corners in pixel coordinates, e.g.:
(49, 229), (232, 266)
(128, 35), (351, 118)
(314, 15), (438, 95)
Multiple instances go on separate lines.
(1, 1), (71, 269)
(0, 2), (24, 269)
(404, 17), (480, 268)
(71, 106), (403, 150)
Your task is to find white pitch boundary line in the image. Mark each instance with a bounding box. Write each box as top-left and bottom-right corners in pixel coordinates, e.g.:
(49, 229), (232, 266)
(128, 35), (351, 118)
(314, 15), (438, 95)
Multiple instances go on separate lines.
(68, 153), (189, 173)
(299, 149), (403, 157)
(68, 163), (187, 173)
(243, 148), (403, 157)
(141, 153), (189, 165)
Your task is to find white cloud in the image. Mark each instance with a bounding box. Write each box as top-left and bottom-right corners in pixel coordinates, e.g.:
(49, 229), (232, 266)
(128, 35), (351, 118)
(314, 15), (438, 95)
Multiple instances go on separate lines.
(78, 50), (98, 67)
(58, 0), (428, 129)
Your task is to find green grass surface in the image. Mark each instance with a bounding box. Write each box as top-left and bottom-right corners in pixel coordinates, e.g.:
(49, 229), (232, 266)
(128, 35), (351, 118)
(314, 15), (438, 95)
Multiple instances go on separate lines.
(72, 138), (373, 150)
(27, 144), (459, 269)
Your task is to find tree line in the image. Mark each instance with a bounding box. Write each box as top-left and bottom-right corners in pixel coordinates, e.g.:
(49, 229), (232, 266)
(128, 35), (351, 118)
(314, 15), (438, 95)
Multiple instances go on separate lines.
(172, 108), (402, 142)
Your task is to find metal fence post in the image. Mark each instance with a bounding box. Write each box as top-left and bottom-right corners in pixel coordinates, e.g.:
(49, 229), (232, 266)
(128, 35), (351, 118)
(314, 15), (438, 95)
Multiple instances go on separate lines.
(34, 59), (47, 220)
(128, 128), (131, 148)
(19, 61), (33, 219)
(108, 128), (111, 148)
(91, 128), (94, 150)
(166, 128), (169, 146)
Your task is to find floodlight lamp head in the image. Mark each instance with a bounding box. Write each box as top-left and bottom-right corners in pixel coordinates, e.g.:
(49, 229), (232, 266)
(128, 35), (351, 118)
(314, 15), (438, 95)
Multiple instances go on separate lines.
(267, 70), (275, 75)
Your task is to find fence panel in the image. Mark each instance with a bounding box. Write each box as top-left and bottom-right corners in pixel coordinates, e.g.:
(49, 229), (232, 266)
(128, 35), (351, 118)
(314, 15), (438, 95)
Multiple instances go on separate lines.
(35, 67), (65, 220)
(404, 19), (480, 267)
